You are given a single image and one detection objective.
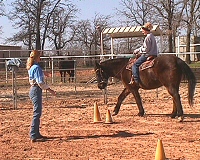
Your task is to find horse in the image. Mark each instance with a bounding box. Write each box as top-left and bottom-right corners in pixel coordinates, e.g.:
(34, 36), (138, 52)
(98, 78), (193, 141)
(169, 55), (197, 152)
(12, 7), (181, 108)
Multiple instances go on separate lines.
(94, 55), (196, 121)
(58, 59), (75, 83)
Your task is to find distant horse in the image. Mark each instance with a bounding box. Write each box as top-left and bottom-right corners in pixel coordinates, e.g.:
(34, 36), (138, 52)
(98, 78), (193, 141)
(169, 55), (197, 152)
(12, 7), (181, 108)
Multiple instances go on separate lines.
(58, 59), (75, 83)
(94, 55), (196, 121)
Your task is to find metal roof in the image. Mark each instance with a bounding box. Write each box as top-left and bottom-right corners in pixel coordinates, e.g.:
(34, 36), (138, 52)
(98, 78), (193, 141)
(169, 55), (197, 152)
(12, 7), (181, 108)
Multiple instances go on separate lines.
(102, 25), (162, 38)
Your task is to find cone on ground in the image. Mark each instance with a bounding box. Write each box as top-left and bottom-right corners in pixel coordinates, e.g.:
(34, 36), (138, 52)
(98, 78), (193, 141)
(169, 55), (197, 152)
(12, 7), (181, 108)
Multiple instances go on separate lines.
(105, 109), (113, 124)
(93, 102), (102, 123)
(155, 139), (166, 160)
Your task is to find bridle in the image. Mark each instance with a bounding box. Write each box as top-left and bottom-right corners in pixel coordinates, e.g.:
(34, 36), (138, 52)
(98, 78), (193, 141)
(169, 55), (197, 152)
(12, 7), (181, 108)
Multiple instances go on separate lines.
(95, 68), (108, 85)
(95, 61), (129, 85)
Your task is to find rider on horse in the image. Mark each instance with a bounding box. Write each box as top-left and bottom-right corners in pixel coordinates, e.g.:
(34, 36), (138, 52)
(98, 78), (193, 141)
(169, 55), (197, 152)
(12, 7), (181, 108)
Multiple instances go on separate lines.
(130, 22), (158, 85)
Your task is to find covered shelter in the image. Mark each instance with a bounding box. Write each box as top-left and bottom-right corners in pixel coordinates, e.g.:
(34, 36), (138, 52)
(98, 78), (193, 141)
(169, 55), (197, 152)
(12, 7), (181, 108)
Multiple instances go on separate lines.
(100, 25), (163, 57)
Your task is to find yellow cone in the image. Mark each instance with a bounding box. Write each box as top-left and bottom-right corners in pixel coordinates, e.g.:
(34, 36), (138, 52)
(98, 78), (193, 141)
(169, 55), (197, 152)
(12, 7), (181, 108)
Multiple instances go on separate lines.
(93, 102), (102, 123)
(105, 109), (113, 124)
(155, 139), (166, 160)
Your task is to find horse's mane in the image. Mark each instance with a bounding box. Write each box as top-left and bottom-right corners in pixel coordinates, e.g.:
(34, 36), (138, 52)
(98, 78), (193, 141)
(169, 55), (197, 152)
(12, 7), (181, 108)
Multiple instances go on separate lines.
(100, 57), (129, 67)
(98, 58), (130, 77)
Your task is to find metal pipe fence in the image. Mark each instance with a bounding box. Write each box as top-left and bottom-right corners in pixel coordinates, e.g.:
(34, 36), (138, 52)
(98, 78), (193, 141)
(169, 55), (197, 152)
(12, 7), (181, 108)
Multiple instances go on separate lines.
(0, 51), (200, 109)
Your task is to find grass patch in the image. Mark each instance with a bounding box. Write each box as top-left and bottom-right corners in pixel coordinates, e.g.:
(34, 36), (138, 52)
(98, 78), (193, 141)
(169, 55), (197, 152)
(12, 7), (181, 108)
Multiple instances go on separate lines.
(189, 61), (200, 68)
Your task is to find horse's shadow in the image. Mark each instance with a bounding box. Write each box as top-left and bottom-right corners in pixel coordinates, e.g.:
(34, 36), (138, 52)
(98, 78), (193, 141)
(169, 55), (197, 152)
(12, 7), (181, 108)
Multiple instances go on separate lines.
(67, 130), (154, 141)
(184, 113), (200, 118)
(56, 105), (86, 109)
(41, 131), (154, 142)
(146, 113), (200, 122)
(182, 113), (200, 122)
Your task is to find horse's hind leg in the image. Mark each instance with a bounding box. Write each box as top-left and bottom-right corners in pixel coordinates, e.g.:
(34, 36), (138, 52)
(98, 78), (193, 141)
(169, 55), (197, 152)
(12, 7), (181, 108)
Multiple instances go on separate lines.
(60, 72), (63, 82)
(167, 86), (183, 118)
(113, 88), (130, 116)
(66, 71), (71, 83)
(69, 71), (74, 83)
(71, 71), (75, 82)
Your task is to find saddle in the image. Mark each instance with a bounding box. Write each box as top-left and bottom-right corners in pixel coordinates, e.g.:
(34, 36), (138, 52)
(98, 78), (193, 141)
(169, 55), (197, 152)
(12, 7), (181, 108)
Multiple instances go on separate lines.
(126, 56), (156, 71)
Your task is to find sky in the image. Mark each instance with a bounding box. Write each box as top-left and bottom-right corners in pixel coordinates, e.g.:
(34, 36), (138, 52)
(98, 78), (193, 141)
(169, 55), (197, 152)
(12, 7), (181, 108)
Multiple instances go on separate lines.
(0, 0), (121, 44)
(74, 0), (120, 20)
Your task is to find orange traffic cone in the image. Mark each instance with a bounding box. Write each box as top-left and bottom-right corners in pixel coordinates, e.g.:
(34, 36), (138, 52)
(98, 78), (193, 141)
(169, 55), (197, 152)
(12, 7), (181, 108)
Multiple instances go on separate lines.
(155, 139), (166, 160)
(105, 109), (113, 124)
(93, 102), (102, 123)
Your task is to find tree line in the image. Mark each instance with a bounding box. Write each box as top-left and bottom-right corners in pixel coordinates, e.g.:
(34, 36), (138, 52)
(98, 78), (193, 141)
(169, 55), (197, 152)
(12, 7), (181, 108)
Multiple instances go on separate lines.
(0, 0), (199, 63)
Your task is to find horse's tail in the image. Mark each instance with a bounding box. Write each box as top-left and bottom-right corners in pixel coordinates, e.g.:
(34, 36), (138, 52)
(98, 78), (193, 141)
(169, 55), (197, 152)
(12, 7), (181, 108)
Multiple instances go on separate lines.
(177, 58), (196, 106)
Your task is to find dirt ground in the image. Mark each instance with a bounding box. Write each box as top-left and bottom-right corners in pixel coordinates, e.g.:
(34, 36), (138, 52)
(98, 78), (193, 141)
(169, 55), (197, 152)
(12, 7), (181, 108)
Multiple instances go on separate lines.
(1, 71), (200, 160)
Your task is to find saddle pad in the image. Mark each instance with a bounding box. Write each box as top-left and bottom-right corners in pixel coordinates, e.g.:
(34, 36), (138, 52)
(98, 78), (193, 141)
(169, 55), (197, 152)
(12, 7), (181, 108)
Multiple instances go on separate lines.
(126, 58), (136, 71)
(140, 59), (155, 70)
(126, 58), (155, 71)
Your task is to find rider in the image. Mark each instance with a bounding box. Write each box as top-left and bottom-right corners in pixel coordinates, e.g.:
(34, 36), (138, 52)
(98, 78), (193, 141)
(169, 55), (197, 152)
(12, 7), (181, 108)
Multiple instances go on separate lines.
(130, 22), (158, 85)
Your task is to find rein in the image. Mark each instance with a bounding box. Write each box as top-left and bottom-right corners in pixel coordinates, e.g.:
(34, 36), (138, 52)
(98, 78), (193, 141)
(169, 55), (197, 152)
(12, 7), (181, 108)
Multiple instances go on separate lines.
(113, 62), (129, 77)
(96, 59), (130, 84)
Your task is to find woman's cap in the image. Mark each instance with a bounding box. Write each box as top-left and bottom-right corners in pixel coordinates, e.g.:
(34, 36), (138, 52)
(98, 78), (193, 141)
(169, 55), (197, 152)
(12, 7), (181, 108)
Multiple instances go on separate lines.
(141, 22), (153, 31)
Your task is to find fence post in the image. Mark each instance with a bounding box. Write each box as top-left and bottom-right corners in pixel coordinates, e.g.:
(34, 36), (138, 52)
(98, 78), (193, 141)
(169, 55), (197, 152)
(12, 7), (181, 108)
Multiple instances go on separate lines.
(74, 60), (77, 93)
(51, 57), (54, 84)
(12, 67), (17, 109)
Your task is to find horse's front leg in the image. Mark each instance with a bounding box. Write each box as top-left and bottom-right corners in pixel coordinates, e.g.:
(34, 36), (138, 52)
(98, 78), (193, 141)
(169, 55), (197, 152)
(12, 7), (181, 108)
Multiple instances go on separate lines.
(171, 100), (177, 118)
(64, 71), (66, 83)
(113, 88), (130, 116)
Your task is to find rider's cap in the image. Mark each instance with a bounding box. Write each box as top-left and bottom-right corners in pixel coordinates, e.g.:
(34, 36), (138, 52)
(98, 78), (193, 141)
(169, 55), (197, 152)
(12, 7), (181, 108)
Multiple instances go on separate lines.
(142, 22), (153, 31)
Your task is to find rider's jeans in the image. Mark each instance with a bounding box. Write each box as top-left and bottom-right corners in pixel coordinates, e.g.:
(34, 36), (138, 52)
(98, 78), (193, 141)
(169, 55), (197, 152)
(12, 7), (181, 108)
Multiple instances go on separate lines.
(132, 54), (147, 82)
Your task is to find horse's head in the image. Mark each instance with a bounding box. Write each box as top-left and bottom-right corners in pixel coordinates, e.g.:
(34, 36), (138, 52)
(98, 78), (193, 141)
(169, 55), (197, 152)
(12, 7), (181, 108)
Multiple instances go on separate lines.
(94, 62), (109, 89)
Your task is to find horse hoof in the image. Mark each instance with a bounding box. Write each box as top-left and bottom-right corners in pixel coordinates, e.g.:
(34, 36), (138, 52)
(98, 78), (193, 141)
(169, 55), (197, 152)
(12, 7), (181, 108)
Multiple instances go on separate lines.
(170, 114), (176, 118)
(137, 113), (144, 117)
(178, 116), (184, 122)
(112, 112), (118, 116)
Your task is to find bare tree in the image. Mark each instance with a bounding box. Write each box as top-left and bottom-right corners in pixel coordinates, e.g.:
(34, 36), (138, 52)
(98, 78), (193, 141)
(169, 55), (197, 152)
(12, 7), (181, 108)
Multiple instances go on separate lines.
(74, 20), (94, 54)
(116, 0), (158, 52)
(7, 0), (70, 51)
(92, 14), (112, 54)
(147, 0), (186, 53)
(6, 1), (36, 48)
(193, 7), (200, 35)
(0, 1), (5, 36)
(116, 0), (187, 53)
(40, 0), (63, 51)
(74, 14), (111, 55)
(8, 0), (46, 50)
(117, 0), (151, 25)
(183, 0), (200, 62)
(73, 14), (111, 66)
(0, 0), (4, 16)
(48, 3), (78, 55)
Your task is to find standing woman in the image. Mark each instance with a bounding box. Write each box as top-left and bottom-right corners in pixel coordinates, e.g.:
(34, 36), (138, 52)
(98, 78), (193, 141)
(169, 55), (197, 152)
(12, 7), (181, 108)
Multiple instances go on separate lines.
(26, 50), (56, 142)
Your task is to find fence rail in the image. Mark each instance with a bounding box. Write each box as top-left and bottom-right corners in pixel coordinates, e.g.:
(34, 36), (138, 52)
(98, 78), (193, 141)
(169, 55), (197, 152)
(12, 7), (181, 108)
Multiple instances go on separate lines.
(0, 52), (200, 109)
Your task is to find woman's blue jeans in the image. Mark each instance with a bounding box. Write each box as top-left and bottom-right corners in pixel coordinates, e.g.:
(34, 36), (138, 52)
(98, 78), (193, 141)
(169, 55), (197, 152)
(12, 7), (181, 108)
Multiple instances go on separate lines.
(29, 86), (42, 139)
(132, 55), (147, 82)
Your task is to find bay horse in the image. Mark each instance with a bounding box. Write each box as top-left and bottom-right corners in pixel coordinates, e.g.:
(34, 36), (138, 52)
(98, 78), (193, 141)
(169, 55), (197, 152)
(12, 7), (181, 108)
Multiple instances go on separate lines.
(94, 55), (196, 121)
(59, 59), (75, 83)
